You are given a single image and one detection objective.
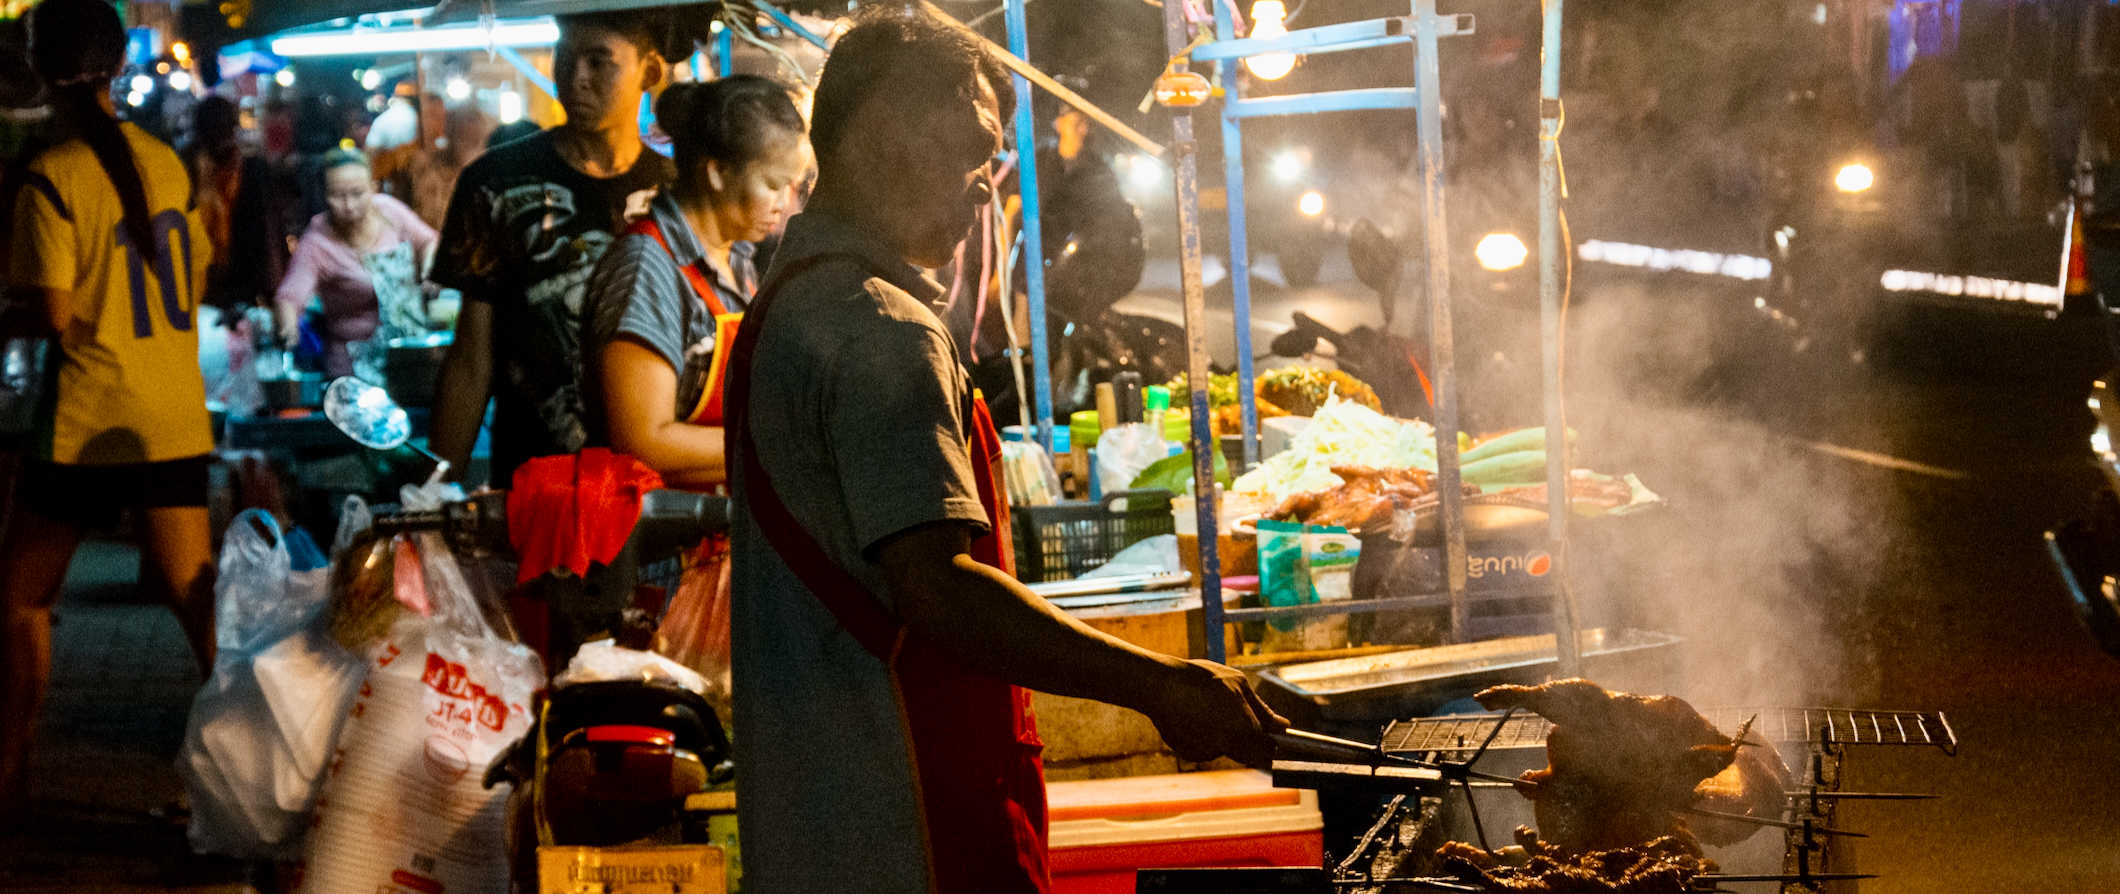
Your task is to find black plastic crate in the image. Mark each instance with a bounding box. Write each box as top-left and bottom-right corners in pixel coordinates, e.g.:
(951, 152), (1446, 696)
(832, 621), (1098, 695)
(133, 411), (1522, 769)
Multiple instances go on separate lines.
(1011, 489), (1175, 583)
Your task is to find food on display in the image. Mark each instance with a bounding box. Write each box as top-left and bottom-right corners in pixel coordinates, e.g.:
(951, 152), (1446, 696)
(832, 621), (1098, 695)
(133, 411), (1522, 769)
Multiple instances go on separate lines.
(1438, 827), (1716, 893)
(1232, 396), (1439, 505)
(1267, 465), (1437, 530)
(1473, 679), (1741, 853)
(1254, 367), (1381, 416)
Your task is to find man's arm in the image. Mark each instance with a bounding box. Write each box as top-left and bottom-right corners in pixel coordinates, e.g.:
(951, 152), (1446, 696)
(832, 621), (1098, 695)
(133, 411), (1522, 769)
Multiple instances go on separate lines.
(430, 298), (493, 479)
(876, 522), (1284, 766)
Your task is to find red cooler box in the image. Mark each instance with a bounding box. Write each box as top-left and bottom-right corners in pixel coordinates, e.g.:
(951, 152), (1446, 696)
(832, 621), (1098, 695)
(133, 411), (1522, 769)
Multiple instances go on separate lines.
(1046, 769), (1323, 894)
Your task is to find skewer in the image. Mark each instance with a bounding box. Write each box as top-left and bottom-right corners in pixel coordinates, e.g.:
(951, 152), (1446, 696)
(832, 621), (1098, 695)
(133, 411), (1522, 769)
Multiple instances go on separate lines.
(1680, 806), (1866, 838)
(1330, 879), (1481, 892)
(1692, 873), (1878, 884)
(1783, 790), (1936, 801)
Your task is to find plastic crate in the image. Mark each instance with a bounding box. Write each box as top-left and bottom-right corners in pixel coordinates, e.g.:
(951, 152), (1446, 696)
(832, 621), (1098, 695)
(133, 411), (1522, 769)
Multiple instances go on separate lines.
(1012, 489), (1175, 583)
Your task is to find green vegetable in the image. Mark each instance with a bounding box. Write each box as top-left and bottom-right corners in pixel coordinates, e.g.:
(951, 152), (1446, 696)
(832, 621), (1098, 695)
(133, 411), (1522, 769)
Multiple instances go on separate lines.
(1164, 372), (1244, 409)
(1128, 448), (1231, 510)
(1461, 427), (1577, 464)
(1460, 450), (1548, 489)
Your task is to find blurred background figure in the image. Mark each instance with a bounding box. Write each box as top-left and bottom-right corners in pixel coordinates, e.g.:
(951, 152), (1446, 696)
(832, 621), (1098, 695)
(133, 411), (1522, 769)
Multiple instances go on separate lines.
(274, 148), (437, 378)
(385, 102), (494, 232)
(485, 118), (542, 151)
(185, 96), (286, 320)
(364, 82), (428, 154)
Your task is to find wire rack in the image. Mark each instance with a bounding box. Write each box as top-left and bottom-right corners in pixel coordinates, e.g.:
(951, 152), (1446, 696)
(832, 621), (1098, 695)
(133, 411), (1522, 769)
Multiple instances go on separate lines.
(1381, 707), (1958, 757)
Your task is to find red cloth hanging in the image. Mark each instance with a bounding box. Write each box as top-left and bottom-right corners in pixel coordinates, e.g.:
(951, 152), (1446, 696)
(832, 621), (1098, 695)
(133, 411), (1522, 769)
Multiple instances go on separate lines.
(506, 448), (666, 584)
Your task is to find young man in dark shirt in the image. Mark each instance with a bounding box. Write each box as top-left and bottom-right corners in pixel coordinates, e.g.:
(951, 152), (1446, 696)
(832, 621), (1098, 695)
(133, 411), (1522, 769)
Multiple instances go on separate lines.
(429, 11), (675, 486)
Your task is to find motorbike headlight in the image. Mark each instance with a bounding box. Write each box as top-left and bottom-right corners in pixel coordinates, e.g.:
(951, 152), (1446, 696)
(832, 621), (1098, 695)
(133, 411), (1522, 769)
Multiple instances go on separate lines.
(1297, 190), (1325, 217)
(1834, 162), (1875, 193)
(1475, 232), (1528, 271)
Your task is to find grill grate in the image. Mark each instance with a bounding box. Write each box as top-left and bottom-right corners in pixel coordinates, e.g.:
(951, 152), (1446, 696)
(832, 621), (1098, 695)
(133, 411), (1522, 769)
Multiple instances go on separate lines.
(1382, 707), (1957, 757)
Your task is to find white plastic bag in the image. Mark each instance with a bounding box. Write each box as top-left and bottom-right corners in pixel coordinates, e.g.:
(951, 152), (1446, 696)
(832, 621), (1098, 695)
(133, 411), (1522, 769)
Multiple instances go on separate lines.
(179, 509), (359, 860)
(297, 530), (541, 894)
(1096, 423), (1174, 497)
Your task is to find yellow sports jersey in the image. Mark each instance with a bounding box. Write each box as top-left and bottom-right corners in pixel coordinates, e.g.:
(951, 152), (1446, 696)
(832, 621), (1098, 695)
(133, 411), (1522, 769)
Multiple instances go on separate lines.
(6, 122), (213, 465)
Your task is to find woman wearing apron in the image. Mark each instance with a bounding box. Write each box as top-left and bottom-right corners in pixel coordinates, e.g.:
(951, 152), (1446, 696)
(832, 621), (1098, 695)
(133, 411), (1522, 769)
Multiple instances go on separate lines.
(273, 147), (437, 378)
(580, 75), (809, 697)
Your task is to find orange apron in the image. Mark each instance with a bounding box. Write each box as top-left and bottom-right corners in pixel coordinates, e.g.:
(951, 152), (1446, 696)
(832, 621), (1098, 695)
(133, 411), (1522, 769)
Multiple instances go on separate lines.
(624, 217), (746, 426)
(727, 253), (1050, 893)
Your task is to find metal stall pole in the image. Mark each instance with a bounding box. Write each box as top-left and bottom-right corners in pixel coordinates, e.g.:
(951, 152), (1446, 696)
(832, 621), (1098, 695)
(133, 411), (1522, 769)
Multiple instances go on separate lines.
(1213, 4), (1262, 468)
(1159, 3), (1228, 663)
(1538, 0), (1580, 671)
(1005, 0), (1056, 450)
(716, 19), (734, 76)
(754, 0), (831, 50)
(1410, 0), (1470, 641)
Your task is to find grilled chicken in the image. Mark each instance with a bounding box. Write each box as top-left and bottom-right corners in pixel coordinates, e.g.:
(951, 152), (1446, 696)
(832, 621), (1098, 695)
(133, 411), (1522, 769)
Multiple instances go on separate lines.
(1474, 680), (1739, 853)
(1439, 828), (1716, 893)
(1268, 465), (1436, 530)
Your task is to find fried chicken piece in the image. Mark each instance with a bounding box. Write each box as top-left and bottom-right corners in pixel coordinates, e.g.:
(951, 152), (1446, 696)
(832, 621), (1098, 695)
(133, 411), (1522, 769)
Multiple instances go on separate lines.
(1268, 466), (1434, 529)
(1474, 680), (1738, 853)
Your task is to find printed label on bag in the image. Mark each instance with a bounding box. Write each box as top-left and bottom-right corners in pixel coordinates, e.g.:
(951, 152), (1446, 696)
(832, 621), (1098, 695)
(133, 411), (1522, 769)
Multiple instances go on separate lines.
(538, 845), (726, 894)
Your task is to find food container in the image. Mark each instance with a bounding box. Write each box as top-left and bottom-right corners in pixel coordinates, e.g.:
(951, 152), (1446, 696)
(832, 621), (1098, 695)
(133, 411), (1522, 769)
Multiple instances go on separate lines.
(384, 333), (452, 409)
(1046, 769), (1322, 894)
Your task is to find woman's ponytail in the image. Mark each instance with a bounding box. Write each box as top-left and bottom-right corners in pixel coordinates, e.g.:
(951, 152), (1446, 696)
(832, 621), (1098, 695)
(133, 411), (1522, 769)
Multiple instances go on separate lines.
(27, 0), (154, 258)
(57, 83), (156, 259)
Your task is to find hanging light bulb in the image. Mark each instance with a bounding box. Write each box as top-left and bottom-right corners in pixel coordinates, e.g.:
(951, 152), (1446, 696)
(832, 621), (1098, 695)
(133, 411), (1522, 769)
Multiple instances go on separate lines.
(1245, 1), (1296, 81)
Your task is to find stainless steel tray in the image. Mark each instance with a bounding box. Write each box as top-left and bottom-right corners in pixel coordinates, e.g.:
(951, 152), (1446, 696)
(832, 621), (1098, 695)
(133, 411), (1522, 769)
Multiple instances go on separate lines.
(1254, 627), (1683, 723)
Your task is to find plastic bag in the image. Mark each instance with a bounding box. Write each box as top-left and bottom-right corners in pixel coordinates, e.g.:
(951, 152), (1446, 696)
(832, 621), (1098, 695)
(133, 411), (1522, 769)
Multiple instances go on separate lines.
(298, 530), (542, 894)
(1001, 441), (1063, 506)
(180, 509), (360, 860)
(1096, 423), (1174, 497)
(1083, 533), (1183, 579)
(557, 639), (710, 694)
(652, 539), (732, 716)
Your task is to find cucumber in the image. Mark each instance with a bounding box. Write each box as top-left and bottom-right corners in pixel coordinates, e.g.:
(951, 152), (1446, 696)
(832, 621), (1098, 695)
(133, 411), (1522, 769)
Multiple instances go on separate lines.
(1461, 427), (1576, 464)
(1460, 450), (1548, 488)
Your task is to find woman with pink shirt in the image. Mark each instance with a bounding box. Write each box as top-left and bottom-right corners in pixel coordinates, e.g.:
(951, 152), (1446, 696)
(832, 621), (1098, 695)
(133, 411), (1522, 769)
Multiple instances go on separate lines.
(274, 147), (438, 377)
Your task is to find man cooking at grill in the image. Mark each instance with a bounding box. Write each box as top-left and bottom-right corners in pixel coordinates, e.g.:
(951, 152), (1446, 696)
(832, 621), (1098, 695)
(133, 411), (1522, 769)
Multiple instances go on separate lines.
(724, 5), (1285, 893)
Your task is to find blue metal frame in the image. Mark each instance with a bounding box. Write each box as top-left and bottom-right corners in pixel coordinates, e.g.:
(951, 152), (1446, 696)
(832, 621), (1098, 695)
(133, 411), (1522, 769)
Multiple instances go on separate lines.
(1213, 3), (1262, 468)
(716, 20), (735, 76)
(1226, 87), (1420, 118)
(752, 0), (830, 50)
(1538, 0), (1580, 674)
(1005, 0), (1056, 451)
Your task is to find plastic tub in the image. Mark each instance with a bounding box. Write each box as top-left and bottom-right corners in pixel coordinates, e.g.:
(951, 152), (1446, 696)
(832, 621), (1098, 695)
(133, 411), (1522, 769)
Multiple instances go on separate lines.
(1046, 769), (1322, 894)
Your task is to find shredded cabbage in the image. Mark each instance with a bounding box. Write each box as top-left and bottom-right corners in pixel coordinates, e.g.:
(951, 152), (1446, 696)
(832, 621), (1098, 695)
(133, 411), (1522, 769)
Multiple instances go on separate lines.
(1232, 396), (1437, 504)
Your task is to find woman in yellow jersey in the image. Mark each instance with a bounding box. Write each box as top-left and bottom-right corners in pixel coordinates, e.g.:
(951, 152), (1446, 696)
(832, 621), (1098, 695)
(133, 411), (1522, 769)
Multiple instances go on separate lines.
(0, 0), (216, 807)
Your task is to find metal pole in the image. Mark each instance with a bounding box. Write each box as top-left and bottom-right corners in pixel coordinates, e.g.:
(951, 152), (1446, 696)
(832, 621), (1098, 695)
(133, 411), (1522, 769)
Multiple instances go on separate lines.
(1539, 0), (1581, 672)
(1213, 4), (1262, 468)
(715, 20), (734, 77)
(1411, 0), (1469, 641)
(1005, 0), (1056, 451)
(1160, 0), (1227, 663)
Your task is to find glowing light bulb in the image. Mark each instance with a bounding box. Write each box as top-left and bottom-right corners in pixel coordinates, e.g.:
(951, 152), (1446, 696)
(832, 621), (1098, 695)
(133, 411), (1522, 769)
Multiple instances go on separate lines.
(445, 77), (471, 101)
(1475, 232), (1529, 271)
(1246, 1), (1295, 81)
(130, 75), (153, 94)
(498, 88), (524, 124)
(167, 70), (193, 93)
(275, 69), (296, 88)
(1297, 190), (1325, 217)
(361, 69), (383, 91)
(1834, 162), (1875, 193)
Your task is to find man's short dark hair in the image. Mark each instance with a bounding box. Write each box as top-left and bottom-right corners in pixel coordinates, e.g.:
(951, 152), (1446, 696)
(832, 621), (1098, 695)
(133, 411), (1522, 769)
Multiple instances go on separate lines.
(555, 9), (668, 58)
(809, 3), (1015, 161)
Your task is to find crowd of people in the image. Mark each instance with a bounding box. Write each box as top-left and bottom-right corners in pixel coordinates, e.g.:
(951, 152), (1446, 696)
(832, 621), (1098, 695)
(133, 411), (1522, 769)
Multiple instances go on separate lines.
(0, 1), (1281, 890)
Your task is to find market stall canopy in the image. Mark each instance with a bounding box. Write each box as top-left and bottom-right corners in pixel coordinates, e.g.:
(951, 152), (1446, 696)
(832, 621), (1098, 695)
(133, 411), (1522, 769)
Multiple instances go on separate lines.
(424, 0), (851, 24)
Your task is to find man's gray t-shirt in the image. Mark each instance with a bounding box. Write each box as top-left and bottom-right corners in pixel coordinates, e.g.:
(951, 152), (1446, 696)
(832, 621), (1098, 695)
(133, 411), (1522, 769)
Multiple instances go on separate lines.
(728, 211), (989, 893)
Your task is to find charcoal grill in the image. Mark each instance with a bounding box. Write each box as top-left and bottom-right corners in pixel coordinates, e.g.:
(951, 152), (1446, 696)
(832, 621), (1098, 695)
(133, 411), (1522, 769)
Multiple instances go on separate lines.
(1141, 707), (1955, 893)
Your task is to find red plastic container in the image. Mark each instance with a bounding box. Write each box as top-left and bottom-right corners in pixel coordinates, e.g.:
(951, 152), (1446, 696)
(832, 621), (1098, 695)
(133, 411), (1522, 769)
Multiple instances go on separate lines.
(1046, 769), (1323, 894)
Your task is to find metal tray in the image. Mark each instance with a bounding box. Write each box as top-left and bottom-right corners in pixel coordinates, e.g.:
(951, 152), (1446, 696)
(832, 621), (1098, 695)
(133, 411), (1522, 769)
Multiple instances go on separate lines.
(1254, 627), (1683, 724)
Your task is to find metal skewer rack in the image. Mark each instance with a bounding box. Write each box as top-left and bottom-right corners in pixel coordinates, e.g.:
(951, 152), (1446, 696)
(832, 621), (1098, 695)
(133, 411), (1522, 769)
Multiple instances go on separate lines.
(1150, 0), (1583, 668)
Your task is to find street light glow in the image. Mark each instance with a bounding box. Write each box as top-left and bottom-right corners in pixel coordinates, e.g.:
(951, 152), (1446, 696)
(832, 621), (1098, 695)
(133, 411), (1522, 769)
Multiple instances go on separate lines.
(1297, 189), (1325, 217)
(1835, 162), (1875, 193)
(272, 19), (560, 58)
(130, 75), (152, 94)
(167, 70), (193, 93)
(1245, 1), (1296, 81)
(1475, 232), (1529, 271)
(1270, 150), (1306, 184)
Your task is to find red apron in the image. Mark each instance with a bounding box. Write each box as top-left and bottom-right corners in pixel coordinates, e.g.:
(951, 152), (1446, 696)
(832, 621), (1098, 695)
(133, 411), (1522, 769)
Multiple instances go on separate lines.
(624, 217), (748, 426)
(726, 253), (1050, 894)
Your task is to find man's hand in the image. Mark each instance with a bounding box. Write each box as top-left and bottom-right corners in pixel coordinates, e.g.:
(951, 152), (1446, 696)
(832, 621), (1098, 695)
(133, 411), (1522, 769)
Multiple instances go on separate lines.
(1141, 659), (1288, 768)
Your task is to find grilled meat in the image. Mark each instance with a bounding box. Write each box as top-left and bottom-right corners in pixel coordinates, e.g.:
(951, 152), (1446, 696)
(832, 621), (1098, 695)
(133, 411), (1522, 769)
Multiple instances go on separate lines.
(1268, 465), (1436, 530)
(1687, 732), (1791, 846)
(1474, 680), (1739, 853)
(1438, 829), (1716, 894)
